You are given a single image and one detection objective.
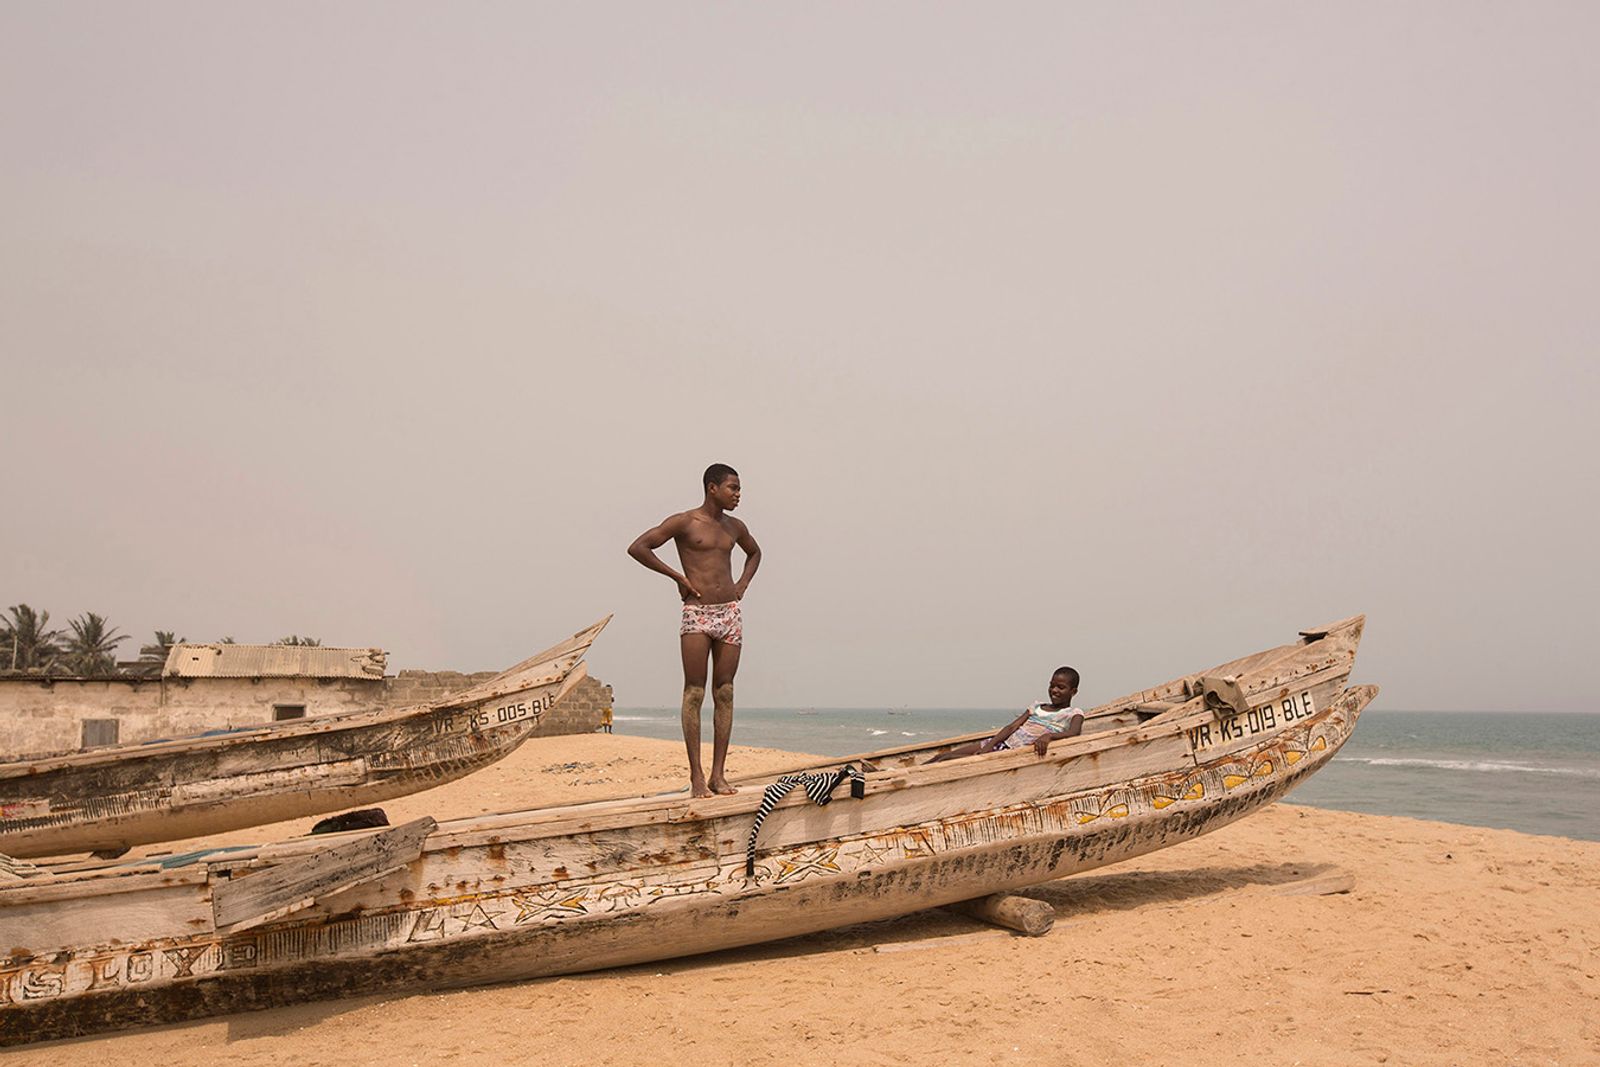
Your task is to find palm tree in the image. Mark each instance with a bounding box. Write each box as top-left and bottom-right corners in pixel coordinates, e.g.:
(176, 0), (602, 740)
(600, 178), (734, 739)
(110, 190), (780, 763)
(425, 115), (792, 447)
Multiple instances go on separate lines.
(137, 630), (186, 676)
(275, 635), (322, 647)
(63, 612), (128, 676)
(2, 604), (64, 673)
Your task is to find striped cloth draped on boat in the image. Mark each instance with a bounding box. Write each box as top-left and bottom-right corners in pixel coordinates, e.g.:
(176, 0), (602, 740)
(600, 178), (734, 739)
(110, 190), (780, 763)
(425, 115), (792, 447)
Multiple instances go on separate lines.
(746, 765), (865, 876)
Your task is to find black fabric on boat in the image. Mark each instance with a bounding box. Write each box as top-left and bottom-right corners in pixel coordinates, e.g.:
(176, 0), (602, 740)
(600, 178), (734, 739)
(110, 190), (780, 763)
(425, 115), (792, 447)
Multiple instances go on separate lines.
(311, 808), (390, 835)
(746, 766), (865, 876)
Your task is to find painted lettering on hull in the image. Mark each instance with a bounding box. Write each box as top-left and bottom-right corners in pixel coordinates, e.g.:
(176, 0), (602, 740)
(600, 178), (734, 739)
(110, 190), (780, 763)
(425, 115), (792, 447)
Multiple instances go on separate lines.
(1188, 691), (1315, 752)
(469, 693), (555, 732)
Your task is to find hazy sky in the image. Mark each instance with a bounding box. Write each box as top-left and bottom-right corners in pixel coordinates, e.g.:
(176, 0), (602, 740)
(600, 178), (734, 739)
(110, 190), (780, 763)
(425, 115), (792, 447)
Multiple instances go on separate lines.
(2, 3), (1595, 712)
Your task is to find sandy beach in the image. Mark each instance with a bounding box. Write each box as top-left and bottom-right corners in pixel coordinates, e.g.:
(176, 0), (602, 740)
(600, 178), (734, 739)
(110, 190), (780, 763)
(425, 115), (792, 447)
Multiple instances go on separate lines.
(10, 733), (1598, 1066)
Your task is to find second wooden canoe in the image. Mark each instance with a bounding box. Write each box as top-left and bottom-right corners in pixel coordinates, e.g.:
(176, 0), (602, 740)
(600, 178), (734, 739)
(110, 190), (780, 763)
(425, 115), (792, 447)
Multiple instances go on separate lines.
(0, 617), (609, 859)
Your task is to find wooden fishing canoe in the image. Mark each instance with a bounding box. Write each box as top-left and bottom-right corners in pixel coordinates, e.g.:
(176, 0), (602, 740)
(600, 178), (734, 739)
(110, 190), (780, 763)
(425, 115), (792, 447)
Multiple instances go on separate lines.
(0, 617), (610, 859)
(0, 615), (1370, 1045)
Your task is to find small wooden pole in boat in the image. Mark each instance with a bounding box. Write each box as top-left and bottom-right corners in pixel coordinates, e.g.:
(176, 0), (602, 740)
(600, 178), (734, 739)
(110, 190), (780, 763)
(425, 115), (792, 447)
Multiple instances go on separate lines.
(942, 893), (1055, 936)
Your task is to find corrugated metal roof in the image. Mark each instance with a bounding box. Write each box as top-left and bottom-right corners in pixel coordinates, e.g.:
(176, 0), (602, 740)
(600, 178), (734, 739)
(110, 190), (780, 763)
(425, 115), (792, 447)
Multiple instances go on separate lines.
(163, 644), (388, 680)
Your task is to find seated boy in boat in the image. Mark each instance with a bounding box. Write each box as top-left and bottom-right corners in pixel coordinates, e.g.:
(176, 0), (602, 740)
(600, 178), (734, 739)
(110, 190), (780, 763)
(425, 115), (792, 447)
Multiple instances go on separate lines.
(928, 667), (1084, 762)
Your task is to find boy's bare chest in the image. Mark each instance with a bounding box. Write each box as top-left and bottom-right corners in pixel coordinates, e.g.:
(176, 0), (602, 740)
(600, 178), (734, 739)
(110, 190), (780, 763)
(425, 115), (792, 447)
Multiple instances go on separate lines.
(678, 518), (734, 553)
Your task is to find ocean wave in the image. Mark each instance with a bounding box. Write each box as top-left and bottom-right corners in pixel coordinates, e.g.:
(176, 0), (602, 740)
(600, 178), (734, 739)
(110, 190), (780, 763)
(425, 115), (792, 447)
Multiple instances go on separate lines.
(869, 729), (888, 736)
(1336, 756), (1600, 779)
(900, 731), (918, 737)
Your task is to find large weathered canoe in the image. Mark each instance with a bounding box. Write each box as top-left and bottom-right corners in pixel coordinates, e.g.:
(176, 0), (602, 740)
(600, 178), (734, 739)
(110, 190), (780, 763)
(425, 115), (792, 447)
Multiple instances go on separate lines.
(0, 616), (1370, 1045)
(0, 618), (610, 859)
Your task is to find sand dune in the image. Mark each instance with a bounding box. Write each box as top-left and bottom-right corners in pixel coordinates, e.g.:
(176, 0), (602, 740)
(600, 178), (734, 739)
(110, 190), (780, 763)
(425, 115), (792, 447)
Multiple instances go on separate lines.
(12, 733), (1598, 1066)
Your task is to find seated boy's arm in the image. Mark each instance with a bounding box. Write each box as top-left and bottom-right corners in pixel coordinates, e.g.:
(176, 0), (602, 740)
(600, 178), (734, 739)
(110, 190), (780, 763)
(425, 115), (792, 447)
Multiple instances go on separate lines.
(1030, 714), (1086, 756)
(978, 710), (1031, 753)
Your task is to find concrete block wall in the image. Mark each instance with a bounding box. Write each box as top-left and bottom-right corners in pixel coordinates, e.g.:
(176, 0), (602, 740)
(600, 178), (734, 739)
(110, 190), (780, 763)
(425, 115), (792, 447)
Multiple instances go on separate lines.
(0, 677), (387, 757)
(535, 676), (615, 736)
(161, 677), (386, 733)
(1, 678), (166, 757)
(383, 670), (499, 708)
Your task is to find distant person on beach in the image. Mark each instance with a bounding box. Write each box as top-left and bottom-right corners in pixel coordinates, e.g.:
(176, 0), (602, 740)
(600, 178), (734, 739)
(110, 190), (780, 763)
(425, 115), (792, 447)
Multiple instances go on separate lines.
(628, 463), (762, 798)
(928, 667), (1085, 762)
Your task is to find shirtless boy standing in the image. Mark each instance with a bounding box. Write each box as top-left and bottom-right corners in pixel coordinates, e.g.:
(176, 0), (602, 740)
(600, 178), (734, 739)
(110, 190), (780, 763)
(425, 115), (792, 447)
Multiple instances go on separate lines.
(628, 464), (762, 798)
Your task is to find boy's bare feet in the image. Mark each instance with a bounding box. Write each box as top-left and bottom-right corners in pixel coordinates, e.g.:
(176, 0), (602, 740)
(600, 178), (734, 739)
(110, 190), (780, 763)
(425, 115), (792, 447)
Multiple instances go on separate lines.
(709, 775), (738, 795)
(690, 776), (714, 798)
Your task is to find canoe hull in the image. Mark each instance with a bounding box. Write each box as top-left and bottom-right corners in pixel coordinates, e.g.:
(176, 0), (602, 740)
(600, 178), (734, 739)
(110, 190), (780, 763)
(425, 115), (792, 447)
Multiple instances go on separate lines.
(0, 680), (556, 858)
(0, 683), (1373, 1045)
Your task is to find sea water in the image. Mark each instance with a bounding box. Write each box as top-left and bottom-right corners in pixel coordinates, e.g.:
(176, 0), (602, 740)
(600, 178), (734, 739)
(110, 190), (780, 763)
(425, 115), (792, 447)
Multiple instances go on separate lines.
(613, 708), (1600, 842)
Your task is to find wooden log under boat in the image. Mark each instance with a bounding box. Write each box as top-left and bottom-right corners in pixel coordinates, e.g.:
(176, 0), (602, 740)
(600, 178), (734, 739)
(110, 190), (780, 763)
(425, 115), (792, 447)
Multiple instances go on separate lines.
(0, 616), (1371, 1046)
(942, 893), (1055, 935)
(0, 617), (610, 859)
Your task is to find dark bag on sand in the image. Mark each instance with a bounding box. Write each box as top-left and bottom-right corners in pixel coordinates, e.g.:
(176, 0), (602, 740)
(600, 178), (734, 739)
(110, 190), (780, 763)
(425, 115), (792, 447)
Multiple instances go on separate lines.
(311, 808), (391, 835)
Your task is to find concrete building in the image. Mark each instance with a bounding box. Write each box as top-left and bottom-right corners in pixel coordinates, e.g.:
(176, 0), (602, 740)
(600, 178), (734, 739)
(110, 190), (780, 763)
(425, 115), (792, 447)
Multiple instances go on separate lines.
(0, 642), (613, 758)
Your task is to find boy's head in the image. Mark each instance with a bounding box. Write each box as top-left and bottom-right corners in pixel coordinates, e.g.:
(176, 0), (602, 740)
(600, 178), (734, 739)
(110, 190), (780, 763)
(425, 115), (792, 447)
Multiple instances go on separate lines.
(702, 463), (741, 510)
(1049, 666), (1080, 706)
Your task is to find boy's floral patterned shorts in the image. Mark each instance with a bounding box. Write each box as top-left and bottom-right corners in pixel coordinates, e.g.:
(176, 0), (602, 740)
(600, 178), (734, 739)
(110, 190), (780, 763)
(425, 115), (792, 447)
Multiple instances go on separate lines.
(680, 601), (743, 645)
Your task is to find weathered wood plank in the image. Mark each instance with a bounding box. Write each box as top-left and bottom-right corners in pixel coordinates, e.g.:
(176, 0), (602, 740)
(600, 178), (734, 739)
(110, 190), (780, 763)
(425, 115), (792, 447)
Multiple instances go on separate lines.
(0, 852), (44, 881)
(1299, 615), (1364, 640)
(211, 817), (435, 931)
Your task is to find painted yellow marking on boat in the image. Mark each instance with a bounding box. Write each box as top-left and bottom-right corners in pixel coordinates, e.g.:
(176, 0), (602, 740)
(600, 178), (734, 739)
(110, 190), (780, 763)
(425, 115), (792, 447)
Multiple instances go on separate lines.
(1074, 803), (1129, 824)
(1158, 780), (1205, 805)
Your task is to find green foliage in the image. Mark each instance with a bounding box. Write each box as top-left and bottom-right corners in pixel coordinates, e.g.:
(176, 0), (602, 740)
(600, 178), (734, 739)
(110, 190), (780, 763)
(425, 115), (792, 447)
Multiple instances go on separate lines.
(63, 612), (128, 676)
(136, 630), (187, 676)
(2, 610), (326, 673)
(1, 604), (64, 673)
